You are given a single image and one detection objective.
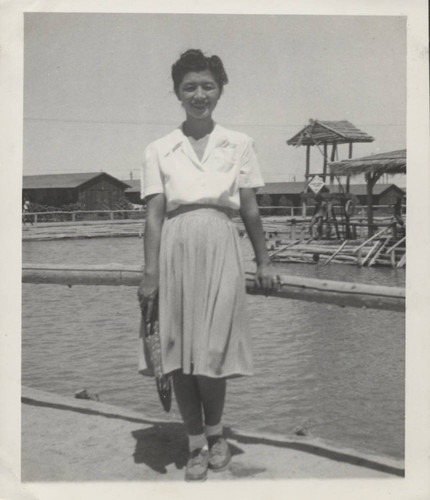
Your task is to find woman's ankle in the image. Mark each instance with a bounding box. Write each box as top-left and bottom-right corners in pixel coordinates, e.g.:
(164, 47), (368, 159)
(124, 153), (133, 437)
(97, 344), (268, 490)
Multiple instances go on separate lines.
(205, 422), (223, 435)
(188, 433), (208, 452)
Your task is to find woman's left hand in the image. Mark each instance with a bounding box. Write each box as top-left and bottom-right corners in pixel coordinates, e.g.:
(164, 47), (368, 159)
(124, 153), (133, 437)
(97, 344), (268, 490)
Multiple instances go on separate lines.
(255, 262), (278, 292)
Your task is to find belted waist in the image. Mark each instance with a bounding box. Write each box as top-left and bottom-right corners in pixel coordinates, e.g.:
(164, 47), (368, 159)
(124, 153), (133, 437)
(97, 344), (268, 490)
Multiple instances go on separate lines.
(166, 204), (235, 220)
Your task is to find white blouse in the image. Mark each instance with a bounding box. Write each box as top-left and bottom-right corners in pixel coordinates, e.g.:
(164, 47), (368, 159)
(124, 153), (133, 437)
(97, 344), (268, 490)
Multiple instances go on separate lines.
(141, 124), (264, 213)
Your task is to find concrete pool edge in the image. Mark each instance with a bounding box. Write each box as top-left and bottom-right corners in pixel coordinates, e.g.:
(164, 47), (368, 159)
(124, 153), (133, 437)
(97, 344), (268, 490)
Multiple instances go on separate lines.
(21, 386), (404, 481)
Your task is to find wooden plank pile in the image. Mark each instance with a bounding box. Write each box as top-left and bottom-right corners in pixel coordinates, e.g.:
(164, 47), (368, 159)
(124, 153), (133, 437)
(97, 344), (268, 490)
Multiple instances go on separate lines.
(22, 217), (405, 269)
(269, 226), (406, 268)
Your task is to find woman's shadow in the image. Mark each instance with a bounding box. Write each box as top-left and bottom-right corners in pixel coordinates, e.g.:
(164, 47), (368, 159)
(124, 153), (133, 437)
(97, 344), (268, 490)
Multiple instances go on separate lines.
(131, 423), (243, 474)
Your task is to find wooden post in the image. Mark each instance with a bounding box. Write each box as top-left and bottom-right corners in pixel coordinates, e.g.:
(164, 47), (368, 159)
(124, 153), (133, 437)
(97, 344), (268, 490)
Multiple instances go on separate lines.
(329, 141), (337, 185)
(391, 249), (396, 268)
(305, 145), (310, 181)
(330, 142), (337, 161)
(72, 212), (76, 222)
(34, 214), (38, 225)
(346, 143), (352, 194)
(291, 219), (296, 240)
(323, 142), (328, 181)
(365, 173), (375, 237)
(357, 247), (363, 266)
(343, 200), (351, 239)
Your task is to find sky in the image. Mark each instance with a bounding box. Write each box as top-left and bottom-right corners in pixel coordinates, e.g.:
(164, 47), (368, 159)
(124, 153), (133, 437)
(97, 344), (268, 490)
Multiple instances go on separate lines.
(23, 13), (406, 186)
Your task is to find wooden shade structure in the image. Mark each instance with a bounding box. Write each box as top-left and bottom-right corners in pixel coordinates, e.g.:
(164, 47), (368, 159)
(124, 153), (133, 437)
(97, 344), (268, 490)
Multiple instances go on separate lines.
(287, 119), (374, 184)
(329, 149), (406, 235)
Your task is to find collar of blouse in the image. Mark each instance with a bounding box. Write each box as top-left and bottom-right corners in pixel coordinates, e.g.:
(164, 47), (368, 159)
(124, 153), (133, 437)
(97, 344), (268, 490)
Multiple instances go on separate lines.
(159, 124), (233, 165)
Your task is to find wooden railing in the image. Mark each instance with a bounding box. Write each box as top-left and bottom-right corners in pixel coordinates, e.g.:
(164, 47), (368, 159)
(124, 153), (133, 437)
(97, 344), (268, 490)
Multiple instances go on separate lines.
(22, 263), (405, 312)
(22, 210), (405, 242)
(22, 205), (405, 224)
(22, 209), (146, 224)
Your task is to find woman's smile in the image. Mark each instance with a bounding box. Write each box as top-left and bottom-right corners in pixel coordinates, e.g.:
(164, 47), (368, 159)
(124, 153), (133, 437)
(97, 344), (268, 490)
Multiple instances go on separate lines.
(190, 100), (208, 110)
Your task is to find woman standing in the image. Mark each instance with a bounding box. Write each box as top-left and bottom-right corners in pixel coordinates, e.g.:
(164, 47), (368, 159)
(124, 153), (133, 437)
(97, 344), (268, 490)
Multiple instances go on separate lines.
(138, 49), (276, 481)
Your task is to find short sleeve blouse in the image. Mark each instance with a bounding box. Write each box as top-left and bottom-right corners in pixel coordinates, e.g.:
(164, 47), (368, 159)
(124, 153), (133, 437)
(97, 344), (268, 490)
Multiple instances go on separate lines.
(141, 124), (264, 212)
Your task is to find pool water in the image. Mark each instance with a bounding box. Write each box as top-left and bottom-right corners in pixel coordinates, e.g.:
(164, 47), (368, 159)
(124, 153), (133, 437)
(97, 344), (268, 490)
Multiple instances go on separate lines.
(22, 237), (405, 459)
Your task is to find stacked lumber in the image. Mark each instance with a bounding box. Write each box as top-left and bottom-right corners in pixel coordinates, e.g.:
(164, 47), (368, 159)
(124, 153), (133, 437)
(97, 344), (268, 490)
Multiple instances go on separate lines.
(270, 227), (406, 268)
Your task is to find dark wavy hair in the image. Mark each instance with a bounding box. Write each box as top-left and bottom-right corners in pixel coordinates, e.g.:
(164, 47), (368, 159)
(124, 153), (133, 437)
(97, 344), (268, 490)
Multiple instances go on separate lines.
(171, 49), (229, 96)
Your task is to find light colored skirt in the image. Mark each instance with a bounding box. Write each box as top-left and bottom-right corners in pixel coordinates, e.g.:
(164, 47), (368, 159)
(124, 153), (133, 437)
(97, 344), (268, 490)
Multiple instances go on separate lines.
(158, 206), (253, 378)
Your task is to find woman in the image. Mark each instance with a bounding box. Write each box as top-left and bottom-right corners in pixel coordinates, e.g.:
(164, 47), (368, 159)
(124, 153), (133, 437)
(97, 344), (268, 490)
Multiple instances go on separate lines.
(138, 49), (276, 481)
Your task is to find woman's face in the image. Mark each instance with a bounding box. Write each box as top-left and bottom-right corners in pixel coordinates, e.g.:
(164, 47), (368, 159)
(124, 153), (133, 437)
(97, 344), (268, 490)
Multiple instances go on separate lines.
(177, 70), (221, 120)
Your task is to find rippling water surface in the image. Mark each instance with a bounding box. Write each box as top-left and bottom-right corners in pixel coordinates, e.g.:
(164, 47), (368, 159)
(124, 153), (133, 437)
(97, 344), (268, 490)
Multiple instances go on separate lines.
(22, 236), (405, 459)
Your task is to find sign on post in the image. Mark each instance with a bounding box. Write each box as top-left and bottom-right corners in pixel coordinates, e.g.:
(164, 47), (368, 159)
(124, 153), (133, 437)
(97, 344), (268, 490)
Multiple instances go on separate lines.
(308, 175), (325, 194)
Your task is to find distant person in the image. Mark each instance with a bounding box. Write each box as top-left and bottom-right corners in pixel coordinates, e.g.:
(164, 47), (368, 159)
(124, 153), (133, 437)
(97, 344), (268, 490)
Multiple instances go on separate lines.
(137, 49), (277, 481)
(309, 194), (327, 239)
(393, 197), (405, 227)
(22, 199), (32, 226)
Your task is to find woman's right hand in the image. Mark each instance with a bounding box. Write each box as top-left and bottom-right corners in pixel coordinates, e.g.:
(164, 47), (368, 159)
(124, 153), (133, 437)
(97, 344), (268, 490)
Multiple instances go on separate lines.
(137, 271), (159, 321)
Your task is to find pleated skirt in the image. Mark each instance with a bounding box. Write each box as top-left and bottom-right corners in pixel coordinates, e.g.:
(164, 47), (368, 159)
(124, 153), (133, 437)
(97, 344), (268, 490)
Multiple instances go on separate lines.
(158, 206), (253, 378)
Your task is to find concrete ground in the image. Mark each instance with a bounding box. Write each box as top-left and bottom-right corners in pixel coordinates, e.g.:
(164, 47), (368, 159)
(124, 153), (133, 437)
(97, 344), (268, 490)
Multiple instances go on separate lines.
(21, 387), (404, 482)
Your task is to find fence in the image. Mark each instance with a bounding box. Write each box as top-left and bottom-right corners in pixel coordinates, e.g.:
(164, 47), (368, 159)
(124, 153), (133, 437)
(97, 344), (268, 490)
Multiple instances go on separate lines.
(22, 210), (405, 242)
(23, 209), (146, 224)
(23, 205), (404, 224)
(258, 205), (406, 218)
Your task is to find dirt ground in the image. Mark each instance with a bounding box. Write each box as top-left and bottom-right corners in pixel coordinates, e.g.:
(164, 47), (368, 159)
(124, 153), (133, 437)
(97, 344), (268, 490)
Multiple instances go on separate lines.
(20, 387), (403, 482)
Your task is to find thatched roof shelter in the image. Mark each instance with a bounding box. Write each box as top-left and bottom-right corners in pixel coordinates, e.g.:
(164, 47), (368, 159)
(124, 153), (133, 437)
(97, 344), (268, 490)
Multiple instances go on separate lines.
(287, 119), (374, 146)
(329, 149), (406, 236)
(329, 149), (406, 176)
(286, 119), (374, 185)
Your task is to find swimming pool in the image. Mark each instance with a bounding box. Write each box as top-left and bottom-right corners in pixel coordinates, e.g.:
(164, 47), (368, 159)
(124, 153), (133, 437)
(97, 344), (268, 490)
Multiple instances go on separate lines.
(22, 237), (405, 459)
